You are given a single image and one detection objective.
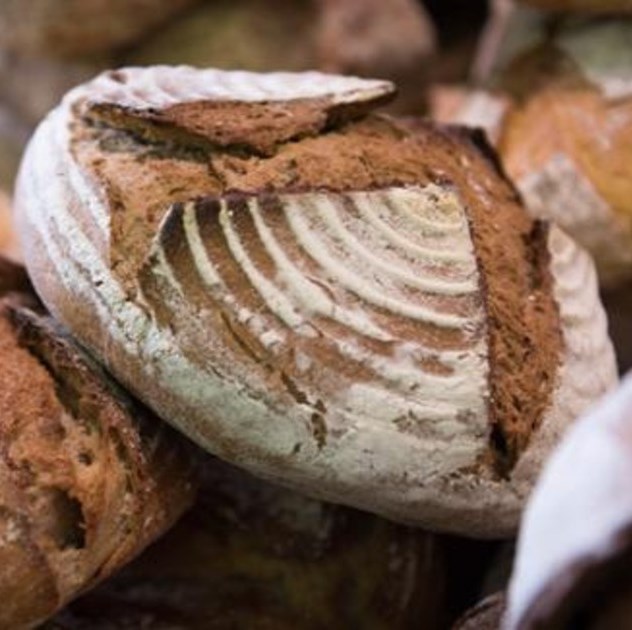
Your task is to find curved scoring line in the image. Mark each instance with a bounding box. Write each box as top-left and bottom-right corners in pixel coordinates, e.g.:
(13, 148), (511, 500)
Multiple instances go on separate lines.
(282, 196), (476, 329)
(181, 202), (287, 348)
(375, 185), (468, 234)
(218, 199), (316, 337)
(351, 190), (473, 265)
(247, 197), (394, 342)
(312, 193), (477, 295)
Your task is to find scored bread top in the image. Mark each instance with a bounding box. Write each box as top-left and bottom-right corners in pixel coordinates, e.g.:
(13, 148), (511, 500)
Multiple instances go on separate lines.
(16, 66), (616, 536)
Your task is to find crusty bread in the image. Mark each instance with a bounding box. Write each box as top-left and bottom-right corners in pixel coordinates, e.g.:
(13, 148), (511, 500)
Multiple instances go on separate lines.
(436, 20), (632, 288)
(0, 267), (196, 629)
(15, 66), (617, 537)
(51, 456), (446, 630)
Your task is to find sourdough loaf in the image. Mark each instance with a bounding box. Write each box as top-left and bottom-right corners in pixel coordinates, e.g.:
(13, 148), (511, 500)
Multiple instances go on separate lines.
(438, 19), (632, 287)
(15, 66), (617, 537)
(0, 266), (196, 628)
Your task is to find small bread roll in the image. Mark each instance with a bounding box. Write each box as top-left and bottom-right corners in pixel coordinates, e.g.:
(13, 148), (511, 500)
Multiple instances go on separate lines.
(507, 373), (632, 629)
(16, 67), (617, 537)
(0, 0), (201, 58)
(0, 272), (196, 628)
(52, 457), (447, 630)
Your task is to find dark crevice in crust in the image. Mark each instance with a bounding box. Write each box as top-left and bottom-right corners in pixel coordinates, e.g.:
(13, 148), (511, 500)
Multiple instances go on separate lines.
(441, 126), (563, 477)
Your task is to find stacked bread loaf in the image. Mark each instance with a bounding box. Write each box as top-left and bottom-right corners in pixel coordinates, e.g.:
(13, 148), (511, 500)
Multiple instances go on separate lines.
(0, 258), (196, 628)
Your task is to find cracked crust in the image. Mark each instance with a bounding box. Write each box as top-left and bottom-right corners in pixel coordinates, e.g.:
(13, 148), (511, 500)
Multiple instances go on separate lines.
(0, 288), (196, 628)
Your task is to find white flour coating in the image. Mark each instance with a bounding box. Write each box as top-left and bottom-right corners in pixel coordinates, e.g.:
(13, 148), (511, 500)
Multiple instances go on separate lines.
(506, 373), (632, 629)
(558, 20), (632, 101)
(518, 153), (632, 286)
(64, 65), (395, 110)
(14, 68), (618, 537)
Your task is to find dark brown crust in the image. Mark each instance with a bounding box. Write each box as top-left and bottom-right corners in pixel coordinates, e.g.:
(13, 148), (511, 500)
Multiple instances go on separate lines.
(0, 296), (196, 628)
(396, 120), (563, 475)
(70, 96), (563, 475)
(83, 88), (396, 157)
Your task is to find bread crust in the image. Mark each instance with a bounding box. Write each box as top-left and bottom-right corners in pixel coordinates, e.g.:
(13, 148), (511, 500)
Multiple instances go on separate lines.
(0, 279), (196, 628)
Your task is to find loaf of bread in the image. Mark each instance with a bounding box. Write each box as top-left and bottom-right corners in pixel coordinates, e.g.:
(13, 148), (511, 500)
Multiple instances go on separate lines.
(438, 19), (632, 288)
(0, 0), (202, 58)
(506, 373), (632, 629)
(16, 66), (617, 537)
(51, 456), (447, 629)
(0, 264), (196, 628)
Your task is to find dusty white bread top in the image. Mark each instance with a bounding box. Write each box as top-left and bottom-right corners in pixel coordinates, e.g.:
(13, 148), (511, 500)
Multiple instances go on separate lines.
(66, 65), (396, 110)
(507, 372), (630, 629)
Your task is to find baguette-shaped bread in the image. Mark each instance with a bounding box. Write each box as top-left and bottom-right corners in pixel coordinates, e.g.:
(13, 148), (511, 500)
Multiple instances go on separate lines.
(51, 457), (447, 630)
(0, 271), (196, 629)
(16, 67), (617, 537)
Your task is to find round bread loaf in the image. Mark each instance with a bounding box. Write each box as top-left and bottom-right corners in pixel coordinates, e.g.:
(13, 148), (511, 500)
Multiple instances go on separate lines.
(0, 271), (196, 628)
(437, 20), (632, 287)
(507, 374), (632, 629)
(52, 456), (446, 630)
(15, 66), (617, 537)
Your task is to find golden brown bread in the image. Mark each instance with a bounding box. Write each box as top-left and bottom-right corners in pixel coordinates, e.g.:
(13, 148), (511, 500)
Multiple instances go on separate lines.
(436, 19), (632, 288)
(48, 457), (447, 630)
(15, 67), (616, 537)
(0, 270), (196, 629)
